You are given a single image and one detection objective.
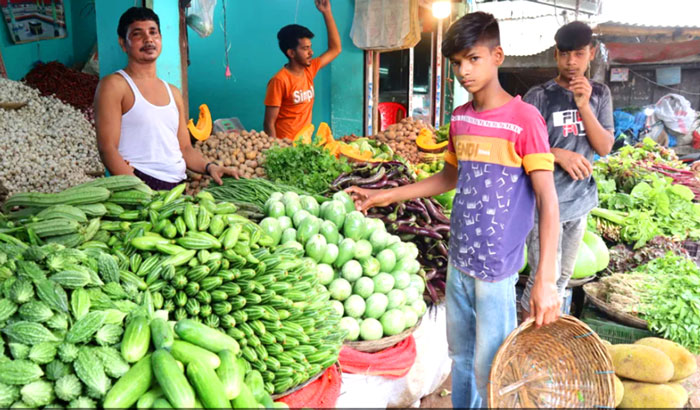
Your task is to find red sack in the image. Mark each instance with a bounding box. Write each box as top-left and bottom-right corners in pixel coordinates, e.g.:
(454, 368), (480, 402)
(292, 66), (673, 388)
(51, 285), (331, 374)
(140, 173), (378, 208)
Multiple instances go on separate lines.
(338, 336), (417, 378)
(278, 364), (342, 408)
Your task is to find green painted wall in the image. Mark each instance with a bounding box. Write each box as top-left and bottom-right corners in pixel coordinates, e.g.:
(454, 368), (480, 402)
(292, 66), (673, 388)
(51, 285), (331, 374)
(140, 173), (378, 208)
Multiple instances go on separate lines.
(187, 0), (364, 137)
(0, 0), (76, 80)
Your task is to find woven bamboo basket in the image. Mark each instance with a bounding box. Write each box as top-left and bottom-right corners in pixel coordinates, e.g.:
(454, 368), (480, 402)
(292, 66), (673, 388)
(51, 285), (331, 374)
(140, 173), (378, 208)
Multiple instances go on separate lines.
(487, 315), (615, 408)
(583, 282), (648, 329)
(343, 318), (421, 353)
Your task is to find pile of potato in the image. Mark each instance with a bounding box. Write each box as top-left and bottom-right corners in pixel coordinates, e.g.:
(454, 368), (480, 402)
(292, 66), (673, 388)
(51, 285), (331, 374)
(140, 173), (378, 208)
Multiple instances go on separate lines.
(374, 117), (435, 164)
(187, 129), (291, 195)
(605, 337), (696, 408)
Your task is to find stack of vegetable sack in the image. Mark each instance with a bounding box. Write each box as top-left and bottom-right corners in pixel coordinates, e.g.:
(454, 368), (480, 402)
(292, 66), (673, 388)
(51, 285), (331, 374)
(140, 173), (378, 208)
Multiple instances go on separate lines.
(605, 337), (695, 408)
(259, 191), (428, 342)
(331, 162), (450, 303)
(0, 175), (344, 406)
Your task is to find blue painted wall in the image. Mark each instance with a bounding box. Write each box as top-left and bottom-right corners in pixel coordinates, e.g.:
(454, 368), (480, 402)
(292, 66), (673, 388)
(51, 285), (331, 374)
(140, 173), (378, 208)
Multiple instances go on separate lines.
(0, 0), (76, 80)
(96, 0), (181, 88)
(152, 0), (181, 89)
(95, 1), (130, 79)
(70, 0), (97, 67)
(187, 0), (364, 137)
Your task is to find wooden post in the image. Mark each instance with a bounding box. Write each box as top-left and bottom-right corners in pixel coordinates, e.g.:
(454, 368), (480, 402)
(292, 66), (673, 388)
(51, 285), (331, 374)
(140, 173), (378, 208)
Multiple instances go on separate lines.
(373, 52), (380, 134)
(0, 47), (7, 78)
(179, 0), (189, 118)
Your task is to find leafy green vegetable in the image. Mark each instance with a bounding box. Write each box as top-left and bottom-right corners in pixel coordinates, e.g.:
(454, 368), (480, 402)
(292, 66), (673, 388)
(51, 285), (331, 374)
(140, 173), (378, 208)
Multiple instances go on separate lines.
(591, 173), (700, 248)
(634, 253), (700, 353)
(263, 142), (351, 195)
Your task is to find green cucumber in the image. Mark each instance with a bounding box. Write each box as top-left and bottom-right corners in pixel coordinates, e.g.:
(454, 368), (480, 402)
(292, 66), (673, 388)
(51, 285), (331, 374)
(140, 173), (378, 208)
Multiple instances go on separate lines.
(174, 319), (240, 354)
(170, 340), (220, 369)
(152, 349), (195, 408)
(121, 316), (150, 363)
(186, 360), (230, 408)
(150, 318), (174, 351)
(103, 354), (152, 408)
(216, 350), (245, 400)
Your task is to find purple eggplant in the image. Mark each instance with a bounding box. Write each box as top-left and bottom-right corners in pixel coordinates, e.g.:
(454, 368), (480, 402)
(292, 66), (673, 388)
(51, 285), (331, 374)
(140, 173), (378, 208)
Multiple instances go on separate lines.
(436, 241), (449, 257)
(425, 268), (438, 281)
(396, 224), (443, 240)
(432, 224), (450, 234)
(423, 198), (450, 224)
(360, 174), (389, 189)
(426, 282), (440, 304)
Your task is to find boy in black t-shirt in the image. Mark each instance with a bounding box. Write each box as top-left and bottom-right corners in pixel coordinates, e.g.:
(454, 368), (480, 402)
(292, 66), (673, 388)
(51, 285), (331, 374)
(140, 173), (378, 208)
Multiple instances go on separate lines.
(521, 21), (614, 317)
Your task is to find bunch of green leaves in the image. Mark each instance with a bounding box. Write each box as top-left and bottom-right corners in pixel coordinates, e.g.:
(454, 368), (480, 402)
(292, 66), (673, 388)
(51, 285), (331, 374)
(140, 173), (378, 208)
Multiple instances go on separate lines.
(263, 142), (351, 195)
(435, 123), (450, 144)
(593, 173), (700, 248)
(636, 253), (700, 353)
(594, 137), (687, 193)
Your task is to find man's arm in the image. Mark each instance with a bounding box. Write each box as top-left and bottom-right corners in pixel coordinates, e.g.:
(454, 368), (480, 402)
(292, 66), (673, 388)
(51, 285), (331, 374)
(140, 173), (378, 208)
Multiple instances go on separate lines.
(171, 85), (238, 184)
(570, 77), (614, 156)
(528, 170), (561, 327)
(94, 75), (134, 176)
(346, 161), (458, 212)
(315, 0), (341, 68)
(264, 106), (280, 139)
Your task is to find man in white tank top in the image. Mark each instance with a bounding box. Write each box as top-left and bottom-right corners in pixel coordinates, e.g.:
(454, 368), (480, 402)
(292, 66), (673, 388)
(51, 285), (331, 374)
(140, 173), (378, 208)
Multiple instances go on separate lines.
(94, 7), (238, 191)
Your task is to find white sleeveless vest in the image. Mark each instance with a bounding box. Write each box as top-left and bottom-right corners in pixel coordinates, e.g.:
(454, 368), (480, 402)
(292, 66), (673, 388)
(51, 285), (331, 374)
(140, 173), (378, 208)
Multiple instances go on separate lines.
(116, 70), (186, 183)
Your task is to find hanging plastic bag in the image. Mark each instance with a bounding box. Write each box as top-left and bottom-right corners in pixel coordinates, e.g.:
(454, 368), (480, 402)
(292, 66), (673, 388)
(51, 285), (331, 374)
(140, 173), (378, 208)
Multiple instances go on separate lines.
(187, 0), (217, 38)
(654, 94), (697, 135)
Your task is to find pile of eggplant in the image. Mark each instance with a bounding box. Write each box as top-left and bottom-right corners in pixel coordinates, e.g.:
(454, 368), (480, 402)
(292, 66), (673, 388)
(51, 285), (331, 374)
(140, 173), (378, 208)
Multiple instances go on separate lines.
(331, 161), (449, 303)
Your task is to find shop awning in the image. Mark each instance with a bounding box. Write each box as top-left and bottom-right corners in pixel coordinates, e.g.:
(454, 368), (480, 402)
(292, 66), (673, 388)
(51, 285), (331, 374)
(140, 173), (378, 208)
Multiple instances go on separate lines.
(607, 40), (700, 64)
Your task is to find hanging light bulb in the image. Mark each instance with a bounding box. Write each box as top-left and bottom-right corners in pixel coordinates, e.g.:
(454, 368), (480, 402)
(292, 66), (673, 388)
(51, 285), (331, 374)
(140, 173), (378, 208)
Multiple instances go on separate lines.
(432, 0), (451, 19)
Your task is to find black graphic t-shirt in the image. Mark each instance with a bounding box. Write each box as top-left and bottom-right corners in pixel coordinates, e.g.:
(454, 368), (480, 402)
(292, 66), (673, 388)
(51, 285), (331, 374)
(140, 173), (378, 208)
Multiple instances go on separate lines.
(523, 79), (614, 221)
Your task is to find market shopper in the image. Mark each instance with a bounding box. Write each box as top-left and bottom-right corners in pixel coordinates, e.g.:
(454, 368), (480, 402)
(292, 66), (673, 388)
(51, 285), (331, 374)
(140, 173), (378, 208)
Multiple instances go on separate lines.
(263, 0), (341, 140)
(520, 21), (614, 318)
(95, 7), (238, 190)
(346, 12), (560, 408)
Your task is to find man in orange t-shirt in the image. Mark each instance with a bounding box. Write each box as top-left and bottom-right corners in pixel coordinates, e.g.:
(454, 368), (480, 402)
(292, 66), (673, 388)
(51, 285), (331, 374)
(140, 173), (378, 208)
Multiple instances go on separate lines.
(263, 0), (341, 140)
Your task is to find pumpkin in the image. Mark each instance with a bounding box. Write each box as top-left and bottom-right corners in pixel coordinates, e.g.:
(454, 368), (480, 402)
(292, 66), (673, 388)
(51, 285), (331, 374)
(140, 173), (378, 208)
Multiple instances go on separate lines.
(416, 128), (448, 153)
(316, 122), (334, 146)
(188, 104), (213, 141)
(293, 123), (315, 145)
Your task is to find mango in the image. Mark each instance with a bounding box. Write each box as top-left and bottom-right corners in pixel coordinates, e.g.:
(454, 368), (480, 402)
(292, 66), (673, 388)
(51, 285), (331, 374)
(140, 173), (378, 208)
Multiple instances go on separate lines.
(609, 344), (674, 383)
(635, 337), (697, 381)
(620, 381), (687, 408)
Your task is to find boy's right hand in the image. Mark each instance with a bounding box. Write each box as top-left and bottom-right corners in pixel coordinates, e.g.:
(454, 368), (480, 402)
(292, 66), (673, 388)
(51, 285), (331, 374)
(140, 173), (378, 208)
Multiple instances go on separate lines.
(552, 148), (593, 181)
(344, 187), (395, 213)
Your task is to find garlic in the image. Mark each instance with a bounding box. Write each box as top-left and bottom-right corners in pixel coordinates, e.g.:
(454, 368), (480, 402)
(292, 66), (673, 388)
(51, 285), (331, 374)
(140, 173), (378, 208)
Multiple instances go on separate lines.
(0, 78), (102, 202)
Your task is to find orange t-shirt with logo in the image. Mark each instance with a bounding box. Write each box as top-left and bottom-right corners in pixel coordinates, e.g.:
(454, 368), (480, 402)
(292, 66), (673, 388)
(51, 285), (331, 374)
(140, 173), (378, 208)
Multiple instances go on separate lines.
(264, 58), (322, 140)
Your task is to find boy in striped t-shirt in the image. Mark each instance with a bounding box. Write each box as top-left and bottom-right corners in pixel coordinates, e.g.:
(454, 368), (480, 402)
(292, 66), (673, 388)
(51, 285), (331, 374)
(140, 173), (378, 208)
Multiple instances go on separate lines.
(346, 12), (560, 408)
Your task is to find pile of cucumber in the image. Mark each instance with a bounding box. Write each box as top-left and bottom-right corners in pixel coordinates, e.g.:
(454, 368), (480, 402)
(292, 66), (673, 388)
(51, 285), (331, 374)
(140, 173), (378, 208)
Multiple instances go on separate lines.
(0, 176), (344, 407)
(106, 318), (288, 409)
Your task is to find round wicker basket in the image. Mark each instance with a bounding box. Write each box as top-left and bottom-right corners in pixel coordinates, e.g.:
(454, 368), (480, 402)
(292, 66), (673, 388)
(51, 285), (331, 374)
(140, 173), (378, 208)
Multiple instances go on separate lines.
(583, 282), (648, 329)
(343, 318), (421, 353)
(487, 315), (615, 408)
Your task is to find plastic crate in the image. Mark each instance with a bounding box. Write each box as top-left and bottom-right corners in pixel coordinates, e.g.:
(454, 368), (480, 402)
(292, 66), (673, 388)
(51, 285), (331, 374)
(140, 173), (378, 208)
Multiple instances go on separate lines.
(581, 307), (654, 344)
